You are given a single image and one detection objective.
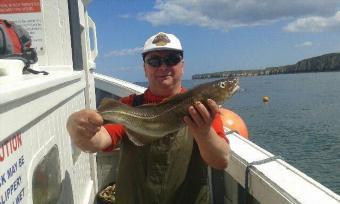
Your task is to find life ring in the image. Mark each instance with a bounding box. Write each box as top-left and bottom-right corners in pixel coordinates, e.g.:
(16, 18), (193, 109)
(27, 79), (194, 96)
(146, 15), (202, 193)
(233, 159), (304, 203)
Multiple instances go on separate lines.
(220, 108), (249, 139)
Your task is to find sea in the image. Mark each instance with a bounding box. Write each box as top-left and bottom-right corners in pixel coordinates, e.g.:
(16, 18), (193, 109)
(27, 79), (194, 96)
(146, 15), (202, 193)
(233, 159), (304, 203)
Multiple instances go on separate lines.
(137, 71), (340, 195)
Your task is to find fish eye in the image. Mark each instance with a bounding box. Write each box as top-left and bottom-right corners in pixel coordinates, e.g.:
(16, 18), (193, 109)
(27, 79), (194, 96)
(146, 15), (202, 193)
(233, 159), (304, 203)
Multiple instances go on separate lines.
(219, 82), (226, 88)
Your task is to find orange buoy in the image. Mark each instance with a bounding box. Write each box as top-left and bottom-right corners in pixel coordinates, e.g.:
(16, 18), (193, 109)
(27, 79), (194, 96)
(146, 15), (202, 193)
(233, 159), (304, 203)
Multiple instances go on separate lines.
(220, 108), (249, 139)
(263, 96), (269, 103)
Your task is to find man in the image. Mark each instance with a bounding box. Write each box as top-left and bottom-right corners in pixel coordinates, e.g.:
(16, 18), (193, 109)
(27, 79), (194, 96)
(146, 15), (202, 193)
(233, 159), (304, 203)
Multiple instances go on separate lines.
(67, 32), (230, 203)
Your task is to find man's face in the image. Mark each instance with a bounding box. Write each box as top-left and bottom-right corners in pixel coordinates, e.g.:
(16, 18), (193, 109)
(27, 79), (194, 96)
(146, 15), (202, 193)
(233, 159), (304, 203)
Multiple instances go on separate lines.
(144, 50), (184, 93)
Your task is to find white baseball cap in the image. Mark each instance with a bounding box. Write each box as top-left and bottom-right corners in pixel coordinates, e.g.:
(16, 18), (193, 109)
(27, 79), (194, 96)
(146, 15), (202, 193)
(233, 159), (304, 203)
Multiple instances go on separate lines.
(142, 32), (182, 54)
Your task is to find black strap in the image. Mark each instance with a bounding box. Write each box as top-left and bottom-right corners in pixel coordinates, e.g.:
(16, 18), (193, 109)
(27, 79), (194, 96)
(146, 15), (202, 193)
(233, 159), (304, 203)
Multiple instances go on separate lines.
(0, 25), (6, 55)
(19, 55), (49, 75)
(23, 66), (49, 75)
(132, 93), (144, 107)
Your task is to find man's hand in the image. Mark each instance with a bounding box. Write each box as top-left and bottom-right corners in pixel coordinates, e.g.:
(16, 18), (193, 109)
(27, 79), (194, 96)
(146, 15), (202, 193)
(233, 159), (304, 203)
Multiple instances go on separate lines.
(183, 99), (229, 170)
(183, 99), (219, 138)
(66, 109), (111, 152)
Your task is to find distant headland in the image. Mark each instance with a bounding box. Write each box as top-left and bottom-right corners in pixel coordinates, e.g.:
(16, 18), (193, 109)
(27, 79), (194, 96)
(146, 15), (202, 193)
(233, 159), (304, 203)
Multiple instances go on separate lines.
(192, 53), (340, 79)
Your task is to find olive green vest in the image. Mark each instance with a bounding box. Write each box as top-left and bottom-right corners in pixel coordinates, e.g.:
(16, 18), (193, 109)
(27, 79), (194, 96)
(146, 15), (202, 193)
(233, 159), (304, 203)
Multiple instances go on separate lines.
(115, 127), (210, 204)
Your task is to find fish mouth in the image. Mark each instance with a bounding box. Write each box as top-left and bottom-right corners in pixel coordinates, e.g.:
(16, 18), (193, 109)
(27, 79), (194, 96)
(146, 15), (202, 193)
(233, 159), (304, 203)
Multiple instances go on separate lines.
(231, 85), (240, 95)
(227, 77), (240, 95)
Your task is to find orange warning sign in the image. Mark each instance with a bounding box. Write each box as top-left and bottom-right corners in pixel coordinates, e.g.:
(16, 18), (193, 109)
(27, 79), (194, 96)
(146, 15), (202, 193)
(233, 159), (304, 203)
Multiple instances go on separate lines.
(0, 0), (41, 14)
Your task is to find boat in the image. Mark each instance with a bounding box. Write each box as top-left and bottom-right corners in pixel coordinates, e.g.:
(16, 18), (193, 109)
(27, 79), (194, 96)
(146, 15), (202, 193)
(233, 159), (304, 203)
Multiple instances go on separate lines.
(0, 0), (339, 203)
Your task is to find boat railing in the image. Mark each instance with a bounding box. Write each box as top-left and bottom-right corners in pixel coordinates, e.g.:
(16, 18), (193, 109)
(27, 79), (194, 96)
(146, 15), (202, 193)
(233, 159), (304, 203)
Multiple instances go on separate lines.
(220, 131), (340, 204)
(94, 72), (146, 97)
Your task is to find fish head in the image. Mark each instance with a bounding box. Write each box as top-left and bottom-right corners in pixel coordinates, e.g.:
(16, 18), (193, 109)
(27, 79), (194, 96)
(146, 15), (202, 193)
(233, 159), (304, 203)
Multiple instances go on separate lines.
(198, 77), (239, 104)
(219, 77), (240, 98)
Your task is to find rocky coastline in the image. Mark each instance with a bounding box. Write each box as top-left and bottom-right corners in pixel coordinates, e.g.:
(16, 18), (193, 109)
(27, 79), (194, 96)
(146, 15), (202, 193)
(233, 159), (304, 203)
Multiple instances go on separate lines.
(192, 53), (340, 79)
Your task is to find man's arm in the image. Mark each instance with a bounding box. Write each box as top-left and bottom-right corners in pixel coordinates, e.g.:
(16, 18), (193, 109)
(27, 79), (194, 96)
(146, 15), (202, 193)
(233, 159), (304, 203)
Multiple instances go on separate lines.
(183, 99), (230, 170)
(66, 109), (112, 152)
(67, 95), (135, 152)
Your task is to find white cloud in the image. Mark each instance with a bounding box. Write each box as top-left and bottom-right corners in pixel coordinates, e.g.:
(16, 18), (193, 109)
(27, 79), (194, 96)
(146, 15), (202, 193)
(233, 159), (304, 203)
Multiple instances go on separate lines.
(104, 47), (143, 57)
(295, 41), (313, 47)
(137, 0), (339, 31)
(284, 11), (340, 32)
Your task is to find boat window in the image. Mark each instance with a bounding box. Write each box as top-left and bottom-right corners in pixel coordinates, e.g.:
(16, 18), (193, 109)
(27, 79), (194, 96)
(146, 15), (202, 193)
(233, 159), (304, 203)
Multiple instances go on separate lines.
(32, 145), (61, 203)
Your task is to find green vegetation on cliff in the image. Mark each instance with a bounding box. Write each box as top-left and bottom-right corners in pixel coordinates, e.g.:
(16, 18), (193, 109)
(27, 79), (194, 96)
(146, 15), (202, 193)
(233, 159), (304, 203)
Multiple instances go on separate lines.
(192, 53), (340, 79)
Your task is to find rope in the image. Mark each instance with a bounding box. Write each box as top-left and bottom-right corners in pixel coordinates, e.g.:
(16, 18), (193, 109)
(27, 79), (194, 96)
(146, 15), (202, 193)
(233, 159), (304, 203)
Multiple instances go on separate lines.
(244, 155), (283, 204)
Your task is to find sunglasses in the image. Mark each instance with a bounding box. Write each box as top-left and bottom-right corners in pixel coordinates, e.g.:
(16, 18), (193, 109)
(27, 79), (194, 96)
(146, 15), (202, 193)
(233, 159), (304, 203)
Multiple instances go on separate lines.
(145, 53), (182, 68)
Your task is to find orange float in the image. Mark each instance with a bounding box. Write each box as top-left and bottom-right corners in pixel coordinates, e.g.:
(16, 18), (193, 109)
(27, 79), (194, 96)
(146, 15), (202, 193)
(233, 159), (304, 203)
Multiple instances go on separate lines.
(262, 96), (269, 103)
(220, 108), (249, 139)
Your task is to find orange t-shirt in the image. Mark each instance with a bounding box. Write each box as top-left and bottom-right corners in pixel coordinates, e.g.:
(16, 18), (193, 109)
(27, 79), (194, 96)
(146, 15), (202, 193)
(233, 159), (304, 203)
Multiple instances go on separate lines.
(103, 88), (227, 151)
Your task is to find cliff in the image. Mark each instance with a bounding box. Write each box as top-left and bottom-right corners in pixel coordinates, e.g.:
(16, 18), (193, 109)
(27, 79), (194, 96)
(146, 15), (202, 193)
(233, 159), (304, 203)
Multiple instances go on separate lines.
(192, 53), (340, 79)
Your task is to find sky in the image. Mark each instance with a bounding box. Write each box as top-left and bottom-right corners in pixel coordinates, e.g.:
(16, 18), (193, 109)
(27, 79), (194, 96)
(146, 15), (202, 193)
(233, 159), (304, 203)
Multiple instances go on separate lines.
(87, 0), (340, 82)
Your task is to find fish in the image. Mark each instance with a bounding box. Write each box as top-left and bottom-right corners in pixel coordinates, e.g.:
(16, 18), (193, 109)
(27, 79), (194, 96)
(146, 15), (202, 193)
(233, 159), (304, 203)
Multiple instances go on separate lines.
(97, 77), (239, 145)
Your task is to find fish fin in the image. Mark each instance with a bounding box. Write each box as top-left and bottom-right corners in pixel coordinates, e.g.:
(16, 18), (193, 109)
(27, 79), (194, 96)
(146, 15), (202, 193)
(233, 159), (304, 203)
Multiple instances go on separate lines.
(97, 98), (124, 112)
(125, 129), (145, 146)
